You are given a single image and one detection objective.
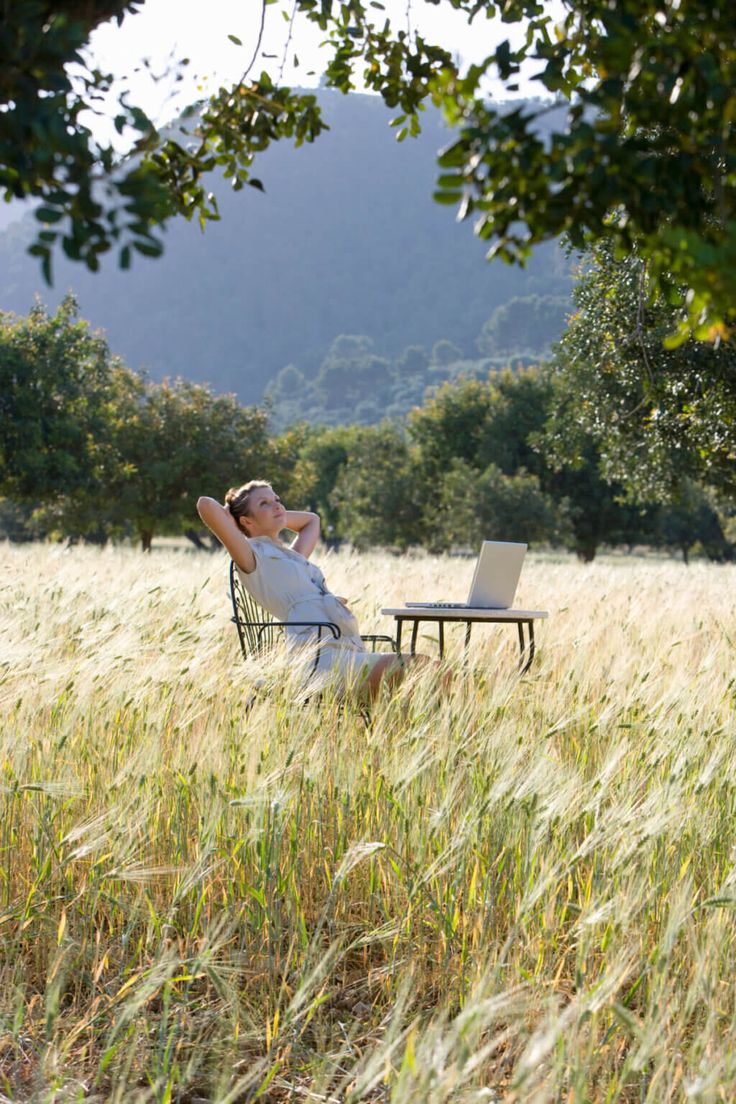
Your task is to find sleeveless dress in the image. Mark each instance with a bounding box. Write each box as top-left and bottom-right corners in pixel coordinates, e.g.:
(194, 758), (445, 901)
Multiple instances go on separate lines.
(236, 536), (389, 685)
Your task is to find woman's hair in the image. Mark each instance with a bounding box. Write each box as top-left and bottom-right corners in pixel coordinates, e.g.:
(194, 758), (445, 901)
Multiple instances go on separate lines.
(225, 480), (272, 527)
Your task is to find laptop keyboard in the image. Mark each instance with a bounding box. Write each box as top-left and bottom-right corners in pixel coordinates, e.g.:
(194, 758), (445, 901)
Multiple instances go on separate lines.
(405, 602), (468, 608)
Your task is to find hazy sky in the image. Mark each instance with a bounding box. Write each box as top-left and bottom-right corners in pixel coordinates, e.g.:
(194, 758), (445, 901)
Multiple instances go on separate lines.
(82, 0), (559, 145)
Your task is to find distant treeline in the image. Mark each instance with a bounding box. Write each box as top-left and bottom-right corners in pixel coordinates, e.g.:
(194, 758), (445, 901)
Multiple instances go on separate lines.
(265, 293), (570, 427)
(1, 297), (732, 563)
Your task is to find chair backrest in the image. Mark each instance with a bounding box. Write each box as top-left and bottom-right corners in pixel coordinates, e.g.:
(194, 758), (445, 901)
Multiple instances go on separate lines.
(229, 560), (280, 660)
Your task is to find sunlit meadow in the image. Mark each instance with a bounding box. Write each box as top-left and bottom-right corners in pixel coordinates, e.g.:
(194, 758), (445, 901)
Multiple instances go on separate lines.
(1, 541), (735, 1103)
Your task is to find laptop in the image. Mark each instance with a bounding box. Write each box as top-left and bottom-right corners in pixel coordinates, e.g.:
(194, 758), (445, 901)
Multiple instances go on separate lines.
(406, 541), (527, 610)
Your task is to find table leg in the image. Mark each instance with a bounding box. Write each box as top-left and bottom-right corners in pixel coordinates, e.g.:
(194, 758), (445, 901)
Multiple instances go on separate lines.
(525, 621), (536, 673)
(518, 621), (536, 674)
(392, 616), (539, 671)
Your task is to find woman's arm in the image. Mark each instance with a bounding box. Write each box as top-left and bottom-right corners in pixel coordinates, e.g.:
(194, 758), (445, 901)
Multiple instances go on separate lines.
(196, 497), (256, 573)
(285, 510), (321, 559)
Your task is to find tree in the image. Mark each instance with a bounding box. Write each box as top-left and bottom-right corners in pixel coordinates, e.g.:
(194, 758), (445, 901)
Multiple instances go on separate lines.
(477, 295), (570, 356)
(268, 423), (316, 518)
(653, 483), (734, 564)
(314, 349), (393, 411)
(544, 448), (657, 563)
(407, 375), (495, 479)
(407, 367), (662, 561)
(113, 378), (275, 551)
(543, 243), (736, 503)
(330, 423), (426, 549)
(397, 345), (429, 377)
(0, 498), (35, 542)
(0, 295), (130, 511)
(1, 1), (171, 280)
(267, 364), (307, 404)
(430, 339), (464, 367)
(406, 371), (571, 550)
(0, 297), (285, 548)
(290, 424), (357, 542)
(407, 368), (548, 481)
(434, 459), (570, 552)
(264, 365), (309, 430)
(4, 1), (736, 339)
(426, 0), (736, 341)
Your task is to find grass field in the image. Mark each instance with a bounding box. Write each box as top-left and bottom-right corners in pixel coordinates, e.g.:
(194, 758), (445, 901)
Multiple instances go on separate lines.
(1, 542), (735, 1103)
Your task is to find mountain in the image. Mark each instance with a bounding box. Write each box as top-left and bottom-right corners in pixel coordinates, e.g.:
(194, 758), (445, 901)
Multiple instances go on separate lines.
(0, 92), (572, 403)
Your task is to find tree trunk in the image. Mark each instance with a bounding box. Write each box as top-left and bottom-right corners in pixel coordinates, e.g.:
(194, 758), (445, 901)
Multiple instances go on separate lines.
(576, 543), (597, 563)
(184, 527), (212, 551)
(140, 529), (153, 552)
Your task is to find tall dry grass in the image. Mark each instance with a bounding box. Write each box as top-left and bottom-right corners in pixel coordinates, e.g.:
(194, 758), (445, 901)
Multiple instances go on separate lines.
(0, 541), (734, 1102)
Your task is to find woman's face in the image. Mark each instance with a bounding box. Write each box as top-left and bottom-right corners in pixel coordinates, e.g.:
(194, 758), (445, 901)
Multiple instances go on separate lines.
(240, 485), (286, 537)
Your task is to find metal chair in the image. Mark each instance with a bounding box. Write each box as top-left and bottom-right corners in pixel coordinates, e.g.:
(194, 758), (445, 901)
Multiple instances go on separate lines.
(229, 561), (396, 672)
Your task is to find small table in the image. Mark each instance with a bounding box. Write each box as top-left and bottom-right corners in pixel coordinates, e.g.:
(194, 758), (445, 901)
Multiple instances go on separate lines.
(380, 607), (549, 674)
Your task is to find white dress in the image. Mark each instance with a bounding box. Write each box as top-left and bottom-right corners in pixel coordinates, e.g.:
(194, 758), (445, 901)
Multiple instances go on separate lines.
(236, 536), (387, 684)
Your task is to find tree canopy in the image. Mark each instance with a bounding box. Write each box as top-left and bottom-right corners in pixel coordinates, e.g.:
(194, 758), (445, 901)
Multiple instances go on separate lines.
(3, 1), (736, 338)
(0, 295), (286, 548)
(542, 243), (736, 503)
(0, 294), (125, 503)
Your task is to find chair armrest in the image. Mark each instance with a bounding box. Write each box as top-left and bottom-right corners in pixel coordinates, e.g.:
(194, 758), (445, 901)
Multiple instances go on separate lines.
(280, 620), (341, 640)
(232, 616), (341, 641)
(360, 633), (398, 653)
(255, 621), (342, 651)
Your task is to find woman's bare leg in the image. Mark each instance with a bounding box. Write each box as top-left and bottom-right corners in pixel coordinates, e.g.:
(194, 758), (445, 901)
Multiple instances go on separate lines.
(364, 653), (447, 698)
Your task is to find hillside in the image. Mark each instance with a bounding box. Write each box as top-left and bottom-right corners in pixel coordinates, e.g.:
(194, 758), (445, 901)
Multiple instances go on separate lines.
(0, 93), (572, 404)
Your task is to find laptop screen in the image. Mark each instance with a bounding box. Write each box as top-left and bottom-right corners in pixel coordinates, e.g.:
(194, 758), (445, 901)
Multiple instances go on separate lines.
(466, 541), (527, 608)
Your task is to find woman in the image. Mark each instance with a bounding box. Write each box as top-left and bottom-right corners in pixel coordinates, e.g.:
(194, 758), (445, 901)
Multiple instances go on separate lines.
(197, 481), (413, 694)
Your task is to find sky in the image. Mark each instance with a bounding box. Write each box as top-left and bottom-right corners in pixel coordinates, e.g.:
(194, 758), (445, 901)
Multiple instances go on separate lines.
(81, 0), (559, 146)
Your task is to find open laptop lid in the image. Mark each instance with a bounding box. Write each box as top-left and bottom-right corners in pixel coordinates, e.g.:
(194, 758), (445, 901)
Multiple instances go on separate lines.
(466, 540), (527, 608)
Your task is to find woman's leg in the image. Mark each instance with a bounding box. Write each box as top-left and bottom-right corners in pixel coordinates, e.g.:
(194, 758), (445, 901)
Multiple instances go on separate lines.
(363, 653), (446, 697)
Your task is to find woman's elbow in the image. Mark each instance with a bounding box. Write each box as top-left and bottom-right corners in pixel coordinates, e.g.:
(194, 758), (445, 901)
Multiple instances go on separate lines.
(196, 495), (214, 520)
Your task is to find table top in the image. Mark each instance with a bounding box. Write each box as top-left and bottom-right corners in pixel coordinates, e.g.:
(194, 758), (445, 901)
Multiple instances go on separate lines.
(381, 606), (548, 621)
